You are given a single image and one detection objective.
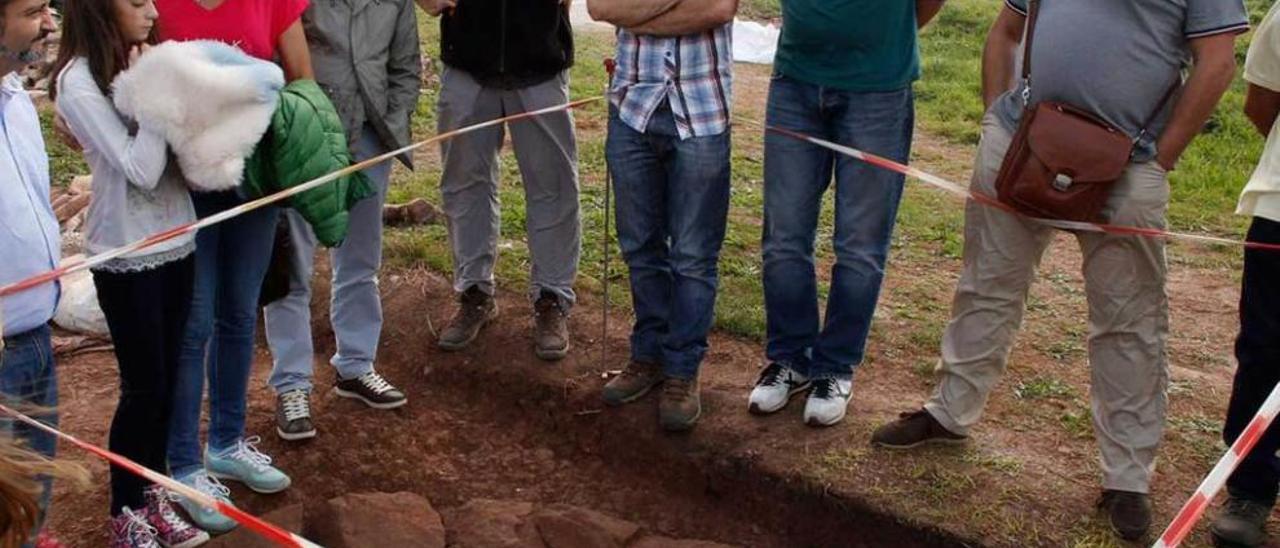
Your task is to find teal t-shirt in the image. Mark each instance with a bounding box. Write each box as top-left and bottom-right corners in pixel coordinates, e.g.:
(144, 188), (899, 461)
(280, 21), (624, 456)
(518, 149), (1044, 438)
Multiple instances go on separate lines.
(775, 0), (920, 92)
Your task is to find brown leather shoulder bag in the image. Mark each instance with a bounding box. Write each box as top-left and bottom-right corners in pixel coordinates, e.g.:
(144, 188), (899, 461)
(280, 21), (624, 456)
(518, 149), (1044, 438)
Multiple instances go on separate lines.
(994, 0), (1175, 222)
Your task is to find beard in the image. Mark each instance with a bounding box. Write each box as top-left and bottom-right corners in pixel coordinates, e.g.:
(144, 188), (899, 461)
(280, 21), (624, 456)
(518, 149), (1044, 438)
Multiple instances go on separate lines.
(0, 28), (50, 65)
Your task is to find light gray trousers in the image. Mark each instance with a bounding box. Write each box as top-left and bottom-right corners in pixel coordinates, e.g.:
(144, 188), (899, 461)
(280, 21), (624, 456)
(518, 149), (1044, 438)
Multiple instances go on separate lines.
(924, 113), (1171, 494)
(437, 67), (581, 307)
(264, 125), (391, 393)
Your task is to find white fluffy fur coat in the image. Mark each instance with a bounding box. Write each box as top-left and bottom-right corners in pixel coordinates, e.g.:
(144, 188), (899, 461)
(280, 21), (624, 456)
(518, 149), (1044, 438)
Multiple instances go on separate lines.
(111, 40), (285, 192)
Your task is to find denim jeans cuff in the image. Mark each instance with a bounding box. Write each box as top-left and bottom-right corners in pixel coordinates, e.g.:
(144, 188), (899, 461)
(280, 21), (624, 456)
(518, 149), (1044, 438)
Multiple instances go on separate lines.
(808, 372), (854, 382)
(171, 464), (203, 481)
(1227, 483), (1279, 507)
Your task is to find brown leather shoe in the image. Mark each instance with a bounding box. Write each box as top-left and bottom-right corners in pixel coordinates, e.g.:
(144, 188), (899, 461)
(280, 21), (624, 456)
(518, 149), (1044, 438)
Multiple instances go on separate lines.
(602, 360), (663, 406)
(533, 290), (569, 361)
(438, 286), (498, 351)
(659, 375), (701, 432)
(1097, 490), (1152, 542)
(870, 409), (968, 449)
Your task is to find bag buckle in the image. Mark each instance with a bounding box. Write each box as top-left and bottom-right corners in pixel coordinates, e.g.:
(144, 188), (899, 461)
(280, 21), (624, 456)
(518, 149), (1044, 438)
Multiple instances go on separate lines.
(1052, 173), (1074, 192)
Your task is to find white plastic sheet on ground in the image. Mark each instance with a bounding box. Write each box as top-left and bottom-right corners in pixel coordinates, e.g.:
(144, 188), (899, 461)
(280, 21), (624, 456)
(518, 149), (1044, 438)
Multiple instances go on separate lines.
(52, 257), (109, 336)
(732, 18), (780, 65)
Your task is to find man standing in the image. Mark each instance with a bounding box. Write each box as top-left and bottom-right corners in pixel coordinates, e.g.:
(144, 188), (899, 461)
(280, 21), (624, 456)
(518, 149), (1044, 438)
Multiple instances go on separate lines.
(264, 0), (421, 441)
(423, 0), (581, 362)
(1212, 3), (1280, 545)
(0, 1), (62, 544)
(747, 0), (945, 428)
(871, 0), (1246, 541)
(587, 0), (737, 431)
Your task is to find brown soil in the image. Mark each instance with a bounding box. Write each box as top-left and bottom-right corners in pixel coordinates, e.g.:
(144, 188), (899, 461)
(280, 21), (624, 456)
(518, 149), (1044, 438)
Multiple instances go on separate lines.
(43, 262), (963, 547)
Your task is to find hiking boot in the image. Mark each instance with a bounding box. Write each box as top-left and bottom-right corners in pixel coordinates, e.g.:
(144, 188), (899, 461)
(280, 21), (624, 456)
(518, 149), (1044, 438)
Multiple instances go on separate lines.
(803, 377), (853, 427)
(602, 360), (663, 406)
(748, 362), (811, 415)
(206, 437), (291, 494)
(109, 508), (160, 548)
(438, 286), (498, 351)
(275, 389), (315, 441)
(142, 487), (209, 548)
(533, 290), (569, 361)
(1097, 490), (1152, 542)
(173, 470), (236, 534)
(871, 409), (969, 449)
(334, 371), (407, 409)
(1212, 496), (1272, 547)
(659, 375), (701, 432)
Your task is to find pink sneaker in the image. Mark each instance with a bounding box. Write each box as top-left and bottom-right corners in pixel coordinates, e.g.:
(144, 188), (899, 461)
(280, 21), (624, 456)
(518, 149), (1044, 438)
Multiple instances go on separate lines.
(108, 508), (160, 548)
(142, 487), (210, 548)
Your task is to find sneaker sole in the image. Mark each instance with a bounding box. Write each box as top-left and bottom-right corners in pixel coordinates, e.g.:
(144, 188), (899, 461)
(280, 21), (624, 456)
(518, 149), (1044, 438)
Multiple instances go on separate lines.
(206, 471), (291, 495)
(163, 532), (211, 548)
(276, 426), (317, 442)
(748, 382), (813, 416)
(333, 386), (408, 410)
(535, 341), (570, 361)
(437, 308), (499, 351)
(871, 437), (970, 450)
(602, 381), (662, 407)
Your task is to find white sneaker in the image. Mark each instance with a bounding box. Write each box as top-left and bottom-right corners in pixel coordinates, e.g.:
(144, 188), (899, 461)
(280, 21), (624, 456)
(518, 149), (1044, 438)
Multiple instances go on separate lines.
(803, 378), (853, 427)
(748, 362), (811, 415)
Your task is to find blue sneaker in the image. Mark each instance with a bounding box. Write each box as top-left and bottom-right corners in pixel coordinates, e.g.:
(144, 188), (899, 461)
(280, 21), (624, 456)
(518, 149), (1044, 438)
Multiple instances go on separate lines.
(174, 471), (237, 534)
(205, 437), (291, 494)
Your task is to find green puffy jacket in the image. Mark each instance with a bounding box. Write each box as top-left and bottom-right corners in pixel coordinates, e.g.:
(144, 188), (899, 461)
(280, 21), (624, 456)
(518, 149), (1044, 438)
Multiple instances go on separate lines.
(243, 79), (376, 247)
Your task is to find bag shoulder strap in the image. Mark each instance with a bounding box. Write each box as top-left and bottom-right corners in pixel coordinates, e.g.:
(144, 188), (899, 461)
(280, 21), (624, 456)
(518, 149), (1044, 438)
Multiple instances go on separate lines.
(1021, 0), (1038, 85)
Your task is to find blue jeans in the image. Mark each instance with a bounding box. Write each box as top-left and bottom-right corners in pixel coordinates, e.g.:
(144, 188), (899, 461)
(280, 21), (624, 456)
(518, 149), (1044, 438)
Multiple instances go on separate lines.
(168, 192), (278, 478)
(0, 324), (56, 540)
(606, 102), (731, 380)
(762, 75), (914, 380)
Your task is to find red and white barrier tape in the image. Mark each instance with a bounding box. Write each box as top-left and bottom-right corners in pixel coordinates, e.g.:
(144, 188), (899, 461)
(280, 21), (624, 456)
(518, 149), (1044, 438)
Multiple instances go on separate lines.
(0, 403), (321, 547)
(759, 123), (1280, 547)
(762, 124), (1280, 253)
(1152, 384), (1280, 548)
(0, 97), (602, 299)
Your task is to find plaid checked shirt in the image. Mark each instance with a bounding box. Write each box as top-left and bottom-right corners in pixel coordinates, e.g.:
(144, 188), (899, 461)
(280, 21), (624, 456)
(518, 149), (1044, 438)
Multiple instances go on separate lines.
(610, 24), (734, 140)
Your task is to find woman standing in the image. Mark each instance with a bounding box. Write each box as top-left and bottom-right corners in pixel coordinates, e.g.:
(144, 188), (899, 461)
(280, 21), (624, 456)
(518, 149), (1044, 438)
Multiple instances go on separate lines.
(157, 0), (312, 534)
(53, 0), (207, 545)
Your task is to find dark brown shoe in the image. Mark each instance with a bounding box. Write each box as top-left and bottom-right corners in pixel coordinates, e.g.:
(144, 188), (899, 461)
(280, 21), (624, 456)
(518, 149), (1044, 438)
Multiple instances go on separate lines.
(533, 290), (569, 361)
(659, 376), (701, 432)
(602, 360), (663, 406)
(438, 286), (498, 351)
(1097, 490), (1151, 541)
(870, 409), (968, 449)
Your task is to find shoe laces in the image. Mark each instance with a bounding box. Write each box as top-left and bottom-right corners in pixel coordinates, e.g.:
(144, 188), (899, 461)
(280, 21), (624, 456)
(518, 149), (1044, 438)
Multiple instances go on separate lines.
(120, 508), (159, 546)
(281, 390), (311, 422)
(224, 436), (275, 473)
(755, 363), (786, 387)
(811, 378), (835, 399)
(155, 498), (195, 534)
(357, 372), (396, 395)
(190, 473), (232, 502)
(662, 377), (693, 398)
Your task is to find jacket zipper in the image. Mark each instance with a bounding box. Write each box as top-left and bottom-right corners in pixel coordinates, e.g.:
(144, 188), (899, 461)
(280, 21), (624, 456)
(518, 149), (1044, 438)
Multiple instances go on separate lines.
(498, 0), (507, 75)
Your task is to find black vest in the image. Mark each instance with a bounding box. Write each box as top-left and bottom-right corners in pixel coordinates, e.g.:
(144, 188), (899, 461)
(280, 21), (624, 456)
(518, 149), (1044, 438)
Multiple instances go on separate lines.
(440, 0), (575, 90)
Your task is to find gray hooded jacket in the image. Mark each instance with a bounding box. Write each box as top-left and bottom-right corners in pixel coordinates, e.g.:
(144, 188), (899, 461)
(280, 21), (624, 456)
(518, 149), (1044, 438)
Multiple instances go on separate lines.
(303, 0), (422, 167)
